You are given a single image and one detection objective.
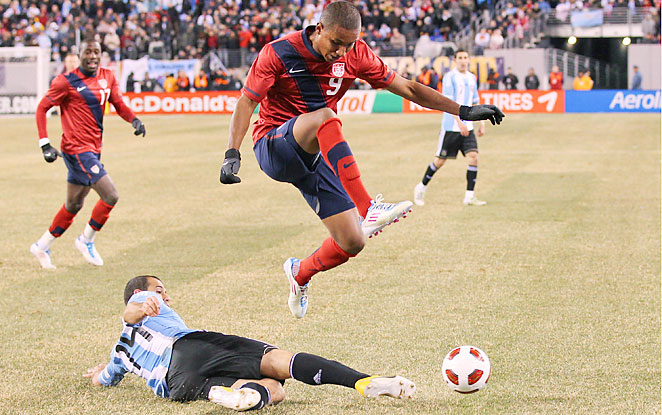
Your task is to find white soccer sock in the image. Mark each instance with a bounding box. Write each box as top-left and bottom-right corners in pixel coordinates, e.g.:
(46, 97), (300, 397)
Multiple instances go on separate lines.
(36, 230), (56, 251)
(464, 190), (474, 201)
(81, 223), (96, 242)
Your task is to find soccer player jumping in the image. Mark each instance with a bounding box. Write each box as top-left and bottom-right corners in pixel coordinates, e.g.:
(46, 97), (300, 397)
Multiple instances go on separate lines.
(219, 2), (504, 318)
(30, 37), (146, 269)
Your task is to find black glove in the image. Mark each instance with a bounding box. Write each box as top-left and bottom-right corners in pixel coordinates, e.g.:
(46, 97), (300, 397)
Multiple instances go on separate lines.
(132, 118), (146, 137)
(41, 143), (62, 163)
(459, 105), (505, 125)
(220, 148), (241, 184)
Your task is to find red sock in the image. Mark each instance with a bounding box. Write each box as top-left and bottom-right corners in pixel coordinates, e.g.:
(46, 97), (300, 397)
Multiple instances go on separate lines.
(317, 118), (372, 217)
(48, 204), (76, 237)
(89, 199), (115, 231)
(296, 237), (355, 286)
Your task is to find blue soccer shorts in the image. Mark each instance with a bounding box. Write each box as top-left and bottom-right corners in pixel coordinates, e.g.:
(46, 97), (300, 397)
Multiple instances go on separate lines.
(253, 116), (355, 220)
(62, 151), (107, 186)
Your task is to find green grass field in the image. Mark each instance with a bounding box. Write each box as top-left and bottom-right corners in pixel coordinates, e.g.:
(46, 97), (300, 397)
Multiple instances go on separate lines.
(0, 112), (659, 414)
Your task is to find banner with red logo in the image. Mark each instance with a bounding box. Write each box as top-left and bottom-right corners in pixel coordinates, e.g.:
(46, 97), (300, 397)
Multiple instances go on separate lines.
(114, 91), (241, 114)
(404, 90), (565, 114)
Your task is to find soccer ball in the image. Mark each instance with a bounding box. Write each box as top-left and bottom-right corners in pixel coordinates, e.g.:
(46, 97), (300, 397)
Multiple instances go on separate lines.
(441, 345), (491, 393)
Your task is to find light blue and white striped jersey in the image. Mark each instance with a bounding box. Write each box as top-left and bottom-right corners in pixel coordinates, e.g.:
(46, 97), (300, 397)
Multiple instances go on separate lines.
(441, 68), (480, 132)
(97, 291), (196, 398)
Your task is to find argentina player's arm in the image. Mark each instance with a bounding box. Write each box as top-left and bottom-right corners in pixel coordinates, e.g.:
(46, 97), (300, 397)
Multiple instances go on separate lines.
(84, 359), (127, 387)
(123, 291), (162, 325)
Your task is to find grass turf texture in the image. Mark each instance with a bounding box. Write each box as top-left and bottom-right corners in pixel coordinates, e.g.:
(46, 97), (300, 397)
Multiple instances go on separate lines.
(0, 113), (659, 414)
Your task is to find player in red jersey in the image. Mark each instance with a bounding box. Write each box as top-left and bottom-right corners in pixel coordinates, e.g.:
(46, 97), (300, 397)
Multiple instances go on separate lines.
(30, 38), (146, 269)
(219, 1), (504, 318)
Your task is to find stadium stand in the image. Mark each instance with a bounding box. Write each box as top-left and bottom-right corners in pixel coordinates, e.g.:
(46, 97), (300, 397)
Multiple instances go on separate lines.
(1, 0), (659, 91)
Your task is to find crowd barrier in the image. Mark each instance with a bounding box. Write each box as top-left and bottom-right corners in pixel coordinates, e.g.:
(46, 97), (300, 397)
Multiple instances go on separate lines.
(112, 89), (660, 116)
(4, 89), (660, 116)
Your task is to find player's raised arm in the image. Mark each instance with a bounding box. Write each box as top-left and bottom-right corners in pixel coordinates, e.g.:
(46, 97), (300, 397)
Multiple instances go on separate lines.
(123, 294), (161, 324)
(220, 94), (258, 184)
(385, 73), (504, 125)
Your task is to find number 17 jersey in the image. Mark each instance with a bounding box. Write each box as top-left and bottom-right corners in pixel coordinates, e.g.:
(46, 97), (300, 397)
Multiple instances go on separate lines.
(242, 26), (396, 144)
(36, 67), (136, 154)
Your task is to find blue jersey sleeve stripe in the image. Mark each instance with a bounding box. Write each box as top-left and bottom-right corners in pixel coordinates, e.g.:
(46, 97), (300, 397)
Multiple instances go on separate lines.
(382, 68), (393, 83)
(242, 86), (260, 100)
(64, 72), (104, 133)
(271, 39), (327, 112)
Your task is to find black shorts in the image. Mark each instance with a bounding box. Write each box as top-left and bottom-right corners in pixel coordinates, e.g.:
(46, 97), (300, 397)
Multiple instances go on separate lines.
(166, 331), (278, 401)
(435, 130), (479, 159)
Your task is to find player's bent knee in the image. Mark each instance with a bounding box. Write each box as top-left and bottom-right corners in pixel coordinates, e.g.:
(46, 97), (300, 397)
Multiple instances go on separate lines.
(314, 107), (337, 122)
(104, 193), (119, 206)
(341, 235), (365, 256)
(65, 201), (84, 213)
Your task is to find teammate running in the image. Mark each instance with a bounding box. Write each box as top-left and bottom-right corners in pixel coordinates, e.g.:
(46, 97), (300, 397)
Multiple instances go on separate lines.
(219, 2), (504, 318)
(30, 37), (146, 269)
(84, 275), (416, 411)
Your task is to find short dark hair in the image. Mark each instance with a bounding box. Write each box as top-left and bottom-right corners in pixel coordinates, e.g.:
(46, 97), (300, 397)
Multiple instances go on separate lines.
(455, 49), (468, 57)
(124, 275), (160, 304)
(79, 36), (100, 52)
(320, 1), (361, 31)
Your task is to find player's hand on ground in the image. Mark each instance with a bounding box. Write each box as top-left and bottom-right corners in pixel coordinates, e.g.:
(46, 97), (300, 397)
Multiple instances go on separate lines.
(41, 143), (62, 163)
(83, 363), (105, 385)
(220, 148), (241, 184)
(459, 105), (505, 125)
(132, 118), (146, 137)
(141, 296), (161, 317)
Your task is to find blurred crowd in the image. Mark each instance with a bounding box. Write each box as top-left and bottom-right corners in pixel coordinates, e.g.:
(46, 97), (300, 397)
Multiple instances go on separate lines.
(1, 0), (659, 62)
(1, 0), (658, 92)
(0, 0), (487, 64)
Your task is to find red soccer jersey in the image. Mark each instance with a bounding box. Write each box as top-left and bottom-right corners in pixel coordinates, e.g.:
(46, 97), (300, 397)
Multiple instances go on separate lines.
(242, 26), (396, 143)
(36, 67), (136, 154)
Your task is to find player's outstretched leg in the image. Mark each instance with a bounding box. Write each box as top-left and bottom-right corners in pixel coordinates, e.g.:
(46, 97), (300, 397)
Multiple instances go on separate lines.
(208, 386), (262, 411)
(355, 376), (416, 399)
(361, 195), (413, 238)
(284, 258), (309, 318)
(284, 352), (416, 400)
